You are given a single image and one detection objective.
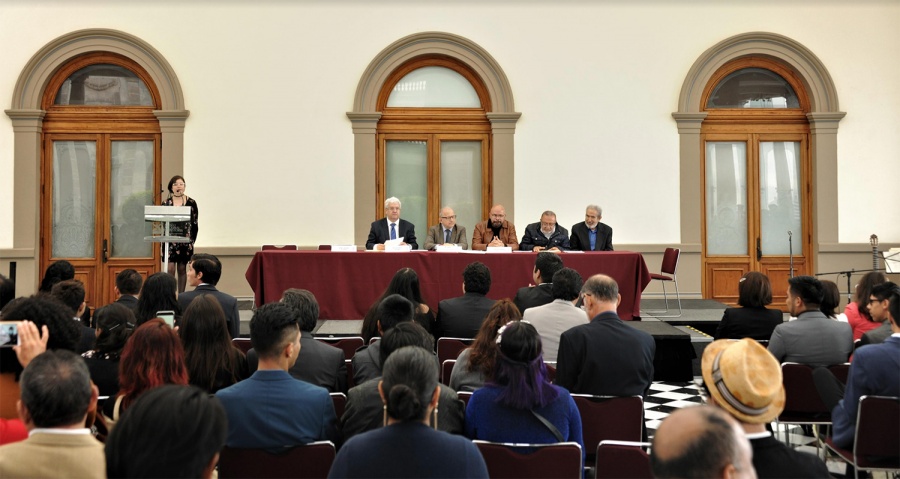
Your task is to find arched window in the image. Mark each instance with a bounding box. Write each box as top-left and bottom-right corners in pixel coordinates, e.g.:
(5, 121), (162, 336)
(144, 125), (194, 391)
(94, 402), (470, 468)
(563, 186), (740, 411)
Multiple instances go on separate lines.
(706, 67), (800, 109)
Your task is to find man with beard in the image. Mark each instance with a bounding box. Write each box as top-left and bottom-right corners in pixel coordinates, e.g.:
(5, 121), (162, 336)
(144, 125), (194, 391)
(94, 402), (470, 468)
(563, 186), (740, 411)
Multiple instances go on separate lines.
(472, 204), (518, 250)
(519, 211), (571, 252)
(569, 204), (613, 251)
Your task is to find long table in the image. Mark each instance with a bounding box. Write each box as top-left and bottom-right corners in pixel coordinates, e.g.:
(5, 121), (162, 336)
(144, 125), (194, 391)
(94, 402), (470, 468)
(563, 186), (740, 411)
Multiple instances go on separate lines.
(246, 250), (651, 320)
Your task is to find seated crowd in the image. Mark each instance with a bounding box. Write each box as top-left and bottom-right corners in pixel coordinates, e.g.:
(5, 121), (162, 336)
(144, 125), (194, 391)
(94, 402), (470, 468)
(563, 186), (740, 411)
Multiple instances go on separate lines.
(0, 250), (896, 478)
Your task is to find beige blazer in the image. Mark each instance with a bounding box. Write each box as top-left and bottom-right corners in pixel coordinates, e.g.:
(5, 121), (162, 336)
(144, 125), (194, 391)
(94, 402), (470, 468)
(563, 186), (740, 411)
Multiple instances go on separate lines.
(0, 432), (106, 478)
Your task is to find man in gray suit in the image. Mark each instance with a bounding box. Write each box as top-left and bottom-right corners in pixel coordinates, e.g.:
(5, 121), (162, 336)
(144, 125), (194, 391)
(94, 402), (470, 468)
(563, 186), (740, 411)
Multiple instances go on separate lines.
(522, 268), (587, 362)
(424, 206), (468, 250)
(768, 276), (853, 366)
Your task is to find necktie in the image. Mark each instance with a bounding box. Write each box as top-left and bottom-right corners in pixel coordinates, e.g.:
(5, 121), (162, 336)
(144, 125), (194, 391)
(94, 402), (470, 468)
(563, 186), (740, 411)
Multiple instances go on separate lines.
(390, 223), (397, 240)
(444, 228), (451, 244)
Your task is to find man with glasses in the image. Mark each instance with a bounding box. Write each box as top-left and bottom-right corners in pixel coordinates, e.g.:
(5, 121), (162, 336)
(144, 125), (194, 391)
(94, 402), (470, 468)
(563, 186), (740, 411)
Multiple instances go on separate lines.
(424, 206), (468, 250)
(520, 210), (571, 252)
(472, 204), (518, 250)
(860, 282), (898, 346)
(569, 204), (613, 251)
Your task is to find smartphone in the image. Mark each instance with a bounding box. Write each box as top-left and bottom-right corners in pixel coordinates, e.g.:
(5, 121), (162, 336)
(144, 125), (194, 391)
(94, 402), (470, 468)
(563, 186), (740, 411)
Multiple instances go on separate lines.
(156, 310), (175, 328)
(0, 321), (19, 348)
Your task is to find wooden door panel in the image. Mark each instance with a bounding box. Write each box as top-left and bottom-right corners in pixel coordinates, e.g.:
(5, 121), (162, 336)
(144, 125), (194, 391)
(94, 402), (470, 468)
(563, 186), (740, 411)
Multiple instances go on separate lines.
(705, 261), (750, 307)
(759, 259), (807, 311)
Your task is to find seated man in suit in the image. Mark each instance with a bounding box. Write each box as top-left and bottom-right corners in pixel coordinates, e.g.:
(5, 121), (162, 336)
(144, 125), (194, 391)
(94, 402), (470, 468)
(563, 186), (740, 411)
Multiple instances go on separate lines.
(49, 279), (95, 353)
(366, 196), (418, 250)
(341, 322), (464, 441)
(859, 282), (897, 346)
(569, 204), (613, 251)
(768, 276), (853, 367)
(0, 350), (105, 478)
(424, 206), (468, 250)
(113, 268), (142, 311)
(216, 303), (338, 450)
(519, 210), (571, 252)
(472, 204), (518, 250)
(178, 253), (240, 338)
(247, 288), (347, 393)
(556, 274), (655, 398)
(514, 252), (563, 313)
(523, 268), (587, 362)
(352, 294), (415, 385)
(435, 262), (495, 339)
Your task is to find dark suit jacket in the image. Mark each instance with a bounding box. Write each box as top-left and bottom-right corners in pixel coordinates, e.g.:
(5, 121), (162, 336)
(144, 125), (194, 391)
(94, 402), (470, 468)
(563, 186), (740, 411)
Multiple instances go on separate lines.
(247, 331), (347, 393)
(569, 222), (613, 251)
(436, 293), (496, 339)
(556, 311), (655, 397)
(114, 295), (139, 310)
(424, 224), (468, 250)
(514, 283), (554, 313)
(750, 435), (830, 478)
(714, 306), (784, 340)
(365, 218), (418, 250)
(178, 284), (240, 339)
(519, 223), (570, 252)
(77, 323), (95, 354)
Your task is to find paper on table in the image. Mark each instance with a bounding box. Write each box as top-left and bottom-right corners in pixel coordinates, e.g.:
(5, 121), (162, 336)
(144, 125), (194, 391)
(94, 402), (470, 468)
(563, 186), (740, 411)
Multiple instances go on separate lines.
(435, 244), (463, 252)
(486, 246), (512, 253)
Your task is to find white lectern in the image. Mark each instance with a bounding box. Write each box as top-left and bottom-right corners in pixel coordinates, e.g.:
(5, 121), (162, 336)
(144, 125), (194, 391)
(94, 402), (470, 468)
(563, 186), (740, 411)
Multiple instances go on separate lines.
(144, 205), (192, 268)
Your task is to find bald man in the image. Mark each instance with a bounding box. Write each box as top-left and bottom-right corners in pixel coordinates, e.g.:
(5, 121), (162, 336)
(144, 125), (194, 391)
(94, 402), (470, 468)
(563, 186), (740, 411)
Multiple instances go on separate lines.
(651, 406), (756, 479)
(424, 206), (468, 250)
(472, 205), (518, 250)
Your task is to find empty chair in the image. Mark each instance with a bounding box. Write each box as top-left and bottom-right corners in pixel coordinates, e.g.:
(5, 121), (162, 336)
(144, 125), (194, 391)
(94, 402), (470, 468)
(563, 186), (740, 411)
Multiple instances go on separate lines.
(218, 441), (336, 479)
(645, 248), (682, 317)
(474, 440), (582, 479)
(572, 395), (644, 469)
(595, 440), (653, 479)
(437, 337), (474, 365)
(261, 245), (298, 251)
(825, 396), (900, 479)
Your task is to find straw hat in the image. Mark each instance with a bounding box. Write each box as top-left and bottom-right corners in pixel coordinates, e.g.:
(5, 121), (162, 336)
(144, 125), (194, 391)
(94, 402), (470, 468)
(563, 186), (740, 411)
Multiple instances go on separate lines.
(700, 338), (785, 424)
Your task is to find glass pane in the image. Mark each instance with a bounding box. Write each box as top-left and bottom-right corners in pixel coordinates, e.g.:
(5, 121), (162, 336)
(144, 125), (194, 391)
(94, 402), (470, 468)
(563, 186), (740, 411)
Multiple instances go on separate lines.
(705, 142), (748, 255)
(386, 66), (481, 108)
(54, 64), (153, 106)
(440, 141), (482, 233)
(386, 141), (427, 236)
(707, 68), (800, 109)
(760, 142), (802, 255)
(111, 141), (154, 258)
(52, 141), (96, 258)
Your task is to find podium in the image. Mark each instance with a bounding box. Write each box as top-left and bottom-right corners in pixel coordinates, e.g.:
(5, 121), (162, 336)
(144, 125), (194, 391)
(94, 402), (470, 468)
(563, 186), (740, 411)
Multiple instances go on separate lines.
(144, 205), (192, 268)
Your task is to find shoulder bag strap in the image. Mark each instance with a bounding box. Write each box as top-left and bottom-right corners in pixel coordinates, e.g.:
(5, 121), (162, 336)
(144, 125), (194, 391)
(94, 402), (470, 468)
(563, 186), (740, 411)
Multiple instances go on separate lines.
(530, 409), (564, 442)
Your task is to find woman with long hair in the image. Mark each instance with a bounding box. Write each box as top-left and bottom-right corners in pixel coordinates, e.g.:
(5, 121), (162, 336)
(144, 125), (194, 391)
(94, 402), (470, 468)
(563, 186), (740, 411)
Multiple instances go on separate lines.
(714, 271), (784, 340)
(134, 272), (181, 326)
(180, 295), (249, 393)
(449, 299), (521, 392)
(82, 303), (135, 397)
(464, 321), (583, 453)
(844, 271), (887, 341)
(329, 346), (488, 478)
(103, 319), (189, 423)
(360, 268), (435, 343)
(162, 175), (199, 294)
(820, 280), (843, 320)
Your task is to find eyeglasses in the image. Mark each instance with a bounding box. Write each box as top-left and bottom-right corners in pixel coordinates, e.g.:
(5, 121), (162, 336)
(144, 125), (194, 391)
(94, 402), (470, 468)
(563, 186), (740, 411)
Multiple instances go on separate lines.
(440, 215), (456, 220)
(868, 297), (882, 305)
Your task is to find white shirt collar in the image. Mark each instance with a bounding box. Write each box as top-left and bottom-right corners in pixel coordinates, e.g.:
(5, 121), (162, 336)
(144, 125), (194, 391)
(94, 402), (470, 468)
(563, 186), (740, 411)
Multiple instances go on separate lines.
(744, 431), (772, 439)
(29, 428), (91, 437)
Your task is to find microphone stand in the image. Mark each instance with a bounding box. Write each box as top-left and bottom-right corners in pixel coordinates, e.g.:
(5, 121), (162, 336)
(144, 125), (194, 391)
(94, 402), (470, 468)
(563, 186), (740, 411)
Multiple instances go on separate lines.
(815, 268), (886, 303)
(788, 231), (794, 278)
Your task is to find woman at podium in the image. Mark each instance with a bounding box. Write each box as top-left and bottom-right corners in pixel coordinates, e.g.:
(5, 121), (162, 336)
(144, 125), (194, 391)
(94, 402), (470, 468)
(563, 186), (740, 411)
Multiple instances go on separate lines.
(162, 175), (198, 293)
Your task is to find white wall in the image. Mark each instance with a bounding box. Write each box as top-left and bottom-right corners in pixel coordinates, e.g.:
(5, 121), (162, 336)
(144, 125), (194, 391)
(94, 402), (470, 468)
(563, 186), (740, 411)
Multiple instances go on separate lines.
(1, 0), (898, 249)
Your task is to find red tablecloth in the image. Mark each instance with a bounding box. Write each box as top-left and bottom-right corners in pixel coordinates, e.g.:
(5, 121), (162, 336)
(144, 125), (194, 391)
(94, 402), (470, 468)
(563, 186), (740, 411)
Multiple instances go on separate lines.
(246, 251), (651, 320)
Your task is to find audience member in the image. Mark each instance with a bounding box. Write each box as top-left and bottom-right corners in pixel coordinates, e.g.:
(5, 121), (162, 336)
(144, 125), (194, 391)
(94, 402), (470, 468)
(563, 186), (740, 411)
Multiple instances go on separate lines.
(519, 210), (571, 252)
(844, 271), (886, 341)
(523, 268), (586, 361)
(651, 406), (756, 479)
(180, 295), (249, 393)
(330, 346), (488, 478)
(106, 385), (227, 479)
(353, 294), (415, 384)
(0, 321), (46, 446)
(113, 268), (142, 311)
(514, 251), (564, 313)
(700, 338), (829, 478)
(366, 196), (418, 250)
(248, 289), (347, 392)
(435, 262), (495, 339)
(449, 299), (521, 392)
(472, 204), (518, 250)
(858, 281), (896, 346)
(103, 319), (189, 423)
(465, 321), (583, 458)
(820, 279), (843, 319)
(0, 274), (14, 310)
(134, 272), (181, 326)
(38, 259), (75, 293)
(177, 253), (241, 338)
(714, 272), (783, 341)
(556, 274), (655, 398)
(341, 322), (464, 441)
(82, 303), (135, 397)
(569, 204), (614, 251)
(768, 276), (853, 366)
(0, 350), (104, 478)
(424, 206), (468, 250)
(216, 302), (337, 449)
(360, 267), (434, 342)
(0, 295), (82, 369)
(49, 279), (95, 352)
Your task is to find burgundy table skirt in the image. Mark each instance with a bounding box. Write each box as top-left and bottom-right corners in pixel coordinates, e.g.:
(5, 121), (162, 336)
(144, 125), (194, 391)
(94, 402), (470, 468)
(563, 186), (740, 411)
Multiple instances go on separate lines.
(246, 251), (651, 320)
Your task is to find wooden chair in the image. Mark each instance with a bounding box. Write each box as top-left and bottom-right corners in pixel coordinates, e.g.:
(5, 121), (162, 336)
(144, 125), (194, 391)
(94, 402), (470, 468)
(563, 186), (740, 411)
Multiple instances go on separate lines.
(329, 392), (346, 419)
(315, 336), (364, 360)
(441, 359), (456, 386)
(595, 440), (653, 479)
(218, 441), (336, 479)
(232, 338), (253, 355)
(825, 396), (900, 479)
(644, 248), (682, 317)
(572, 395), (644, 470)
(473, 440), (582, 479)
(261, 245), (298, 251)
(436, 337), (473, 365)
